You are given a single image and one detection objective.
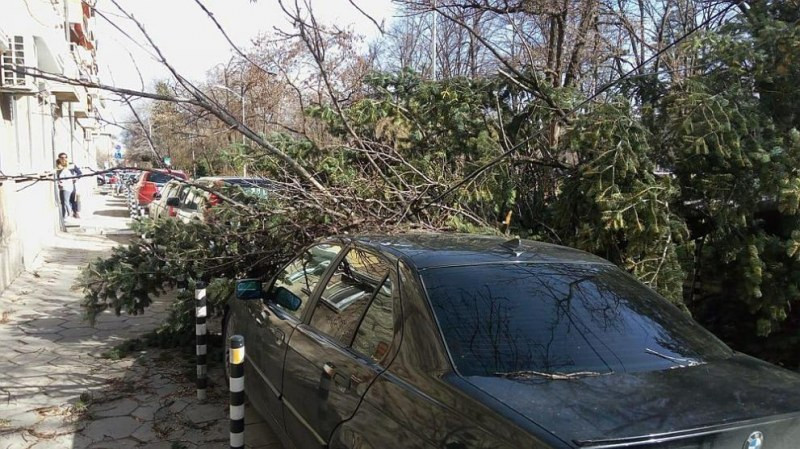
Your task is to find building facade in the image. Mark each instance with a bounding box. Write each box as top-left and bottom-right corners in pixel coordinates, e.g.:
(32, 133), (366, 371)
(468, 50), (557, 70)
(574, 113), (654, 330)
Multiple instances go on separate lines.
(0, 0), (110, 293)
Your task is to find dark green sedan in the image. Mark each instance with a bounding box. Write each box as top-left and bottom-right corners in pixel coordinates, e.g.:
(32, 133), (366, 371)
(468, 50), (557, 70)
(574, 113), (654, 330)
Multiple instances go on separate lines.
(224, 234), (800, 449)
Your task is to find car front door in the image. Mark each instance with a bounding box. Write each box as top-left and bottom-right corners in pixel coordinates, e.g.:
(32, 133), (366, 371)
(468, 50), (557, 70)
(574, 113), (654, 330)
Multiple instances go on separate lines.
(282, 246), (397, 449)
(244, 242), (345, 429)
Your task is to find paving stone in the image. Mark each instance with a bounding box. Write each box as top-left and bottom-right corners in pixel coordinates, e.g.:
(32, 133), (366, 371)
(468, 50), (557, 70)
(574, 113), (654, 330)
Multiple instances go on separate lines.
(20, 318), (66, 330)
(28, 434), (76, 448)
(168, 398), (191, 414)
(131, 402), (159, 421)
(31, 415), (73, 439)
(0, 433), (36, 449)
(59, 327), (97, 338)
(183, 402), (228, 425)
(143, 442), (185, 449)
(61, 319), (96, 329)
(81, 416), (141, 440)
(4, 409), (41, 428)
(130, 422), (157, 443)
(93, 398), (139, 418)
(87, 437), (142, 448)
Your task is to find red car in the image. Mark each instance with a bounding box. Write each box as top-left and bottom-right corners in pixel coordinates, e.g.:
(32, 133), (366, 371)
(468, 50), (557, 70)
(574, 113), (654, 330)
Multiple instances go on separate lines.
(134, 169), (188, 214)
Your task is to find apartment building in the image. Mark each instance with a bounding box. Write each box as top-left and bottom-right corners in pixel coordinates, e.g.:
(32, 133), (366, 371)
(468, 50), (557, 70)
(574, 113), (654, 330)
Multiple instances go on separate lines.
(0, 0), (111, 292)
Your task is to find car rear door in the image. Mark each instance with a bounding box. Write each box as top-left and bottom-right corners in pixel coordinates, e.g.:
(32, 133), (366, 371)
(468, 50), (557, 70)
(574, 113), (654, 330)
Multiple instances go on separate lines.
(176, 187), (202, 223)
(244, 242), (345, 429)
(282, 246), (398, 449)
(151, 183), (175, 219)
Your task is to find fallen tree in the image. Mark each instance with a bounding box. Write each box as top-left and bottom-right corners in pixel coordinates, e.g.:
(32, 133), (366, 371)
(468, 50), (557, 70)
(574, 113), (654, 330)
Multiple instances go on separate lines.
(69, 1), (800, 368)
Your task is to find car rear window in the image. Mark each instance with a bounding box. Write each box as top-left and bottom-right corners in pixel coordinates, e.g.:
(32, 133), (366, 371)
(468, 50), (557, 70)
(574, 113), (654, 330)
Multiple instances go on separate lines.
(224, 179), (272, 198)
(422, 263), (732, 378)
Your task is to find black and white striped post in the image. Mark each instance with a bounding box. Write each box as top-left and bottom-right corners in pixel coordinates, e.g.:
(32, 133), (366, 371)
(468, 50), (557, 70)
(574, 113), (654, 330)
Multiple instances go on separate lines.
(195, 281), (208, 401)
(176, 275), (187, 294)
(229, 335), (245, 449)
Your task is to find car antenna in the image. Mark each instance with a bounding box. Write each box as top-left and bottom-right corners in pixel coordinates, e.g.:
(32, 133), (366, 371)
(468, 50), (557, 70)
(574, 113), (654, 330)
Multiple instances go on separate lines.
(499, 237), (524, 257)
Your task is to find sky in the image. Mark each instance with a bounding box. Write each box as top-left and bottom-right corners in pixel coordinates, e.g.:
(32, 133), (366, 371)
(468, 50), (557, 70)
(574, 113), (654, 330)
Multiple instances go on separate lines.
(93, 0), (396, 133)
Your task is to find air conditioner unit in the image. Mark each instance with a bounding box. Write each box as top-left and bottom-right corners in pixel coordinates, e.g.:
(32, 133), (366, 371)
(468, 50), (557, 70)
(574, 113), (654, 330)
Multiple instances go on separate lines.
(1, 35), (34, 92)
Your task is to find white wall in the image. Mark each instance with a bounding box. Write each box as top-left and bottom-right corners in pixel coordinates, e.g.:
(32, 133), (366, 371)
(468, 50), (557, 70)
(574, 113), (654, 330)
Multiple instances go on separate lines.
(0, 0), (103, 294)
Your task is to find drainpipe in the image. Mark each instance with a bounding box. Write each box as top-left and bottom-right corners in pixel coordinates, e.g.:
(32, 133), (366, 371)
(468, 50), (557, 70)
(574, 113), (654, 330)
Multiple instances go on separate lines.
(68, 102), (73, 158)
(26, 96), (33, 171)
(12, 94), (20, 170)
(52, 102), (64, 231)
(64, 0), (70, 42)
(41, 95), (47, 166)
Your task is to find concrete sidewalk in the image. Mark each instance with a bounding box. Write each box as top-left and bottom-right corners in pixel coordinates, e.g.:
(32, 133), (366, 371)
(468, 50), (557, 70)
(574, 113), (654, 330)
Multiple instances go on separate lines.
(0, 192), (281, 448)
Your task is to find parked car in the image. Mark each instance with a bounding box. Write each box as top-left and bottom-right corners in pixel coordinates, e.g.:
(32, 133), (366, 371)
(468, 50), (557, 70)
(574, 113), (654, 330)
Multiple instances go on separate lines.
(166, 177), (272, 223)
(224, 233), (800, 449)
(114, 171), (139, 195)
(149, 179), (185, 220)
(134, 169), (188, 215)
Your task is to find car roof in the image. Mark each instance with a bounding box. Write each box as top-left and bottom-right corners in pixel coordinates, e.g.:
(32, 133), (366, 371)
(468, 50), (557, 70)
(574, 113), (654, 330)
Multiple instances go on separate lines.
(195, 176), (271, 185)
(350, 233), (612, 270)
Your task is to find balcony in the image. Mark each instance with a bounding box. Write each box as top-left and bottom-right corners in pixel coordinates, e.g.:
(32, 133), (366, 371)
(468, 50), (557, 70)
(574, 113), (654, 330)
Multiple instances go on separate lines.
(70, 42), (94, 73)
(68, 0), (94, 50)
(50, 82), (80, 102)
(71, 86), (89, 118)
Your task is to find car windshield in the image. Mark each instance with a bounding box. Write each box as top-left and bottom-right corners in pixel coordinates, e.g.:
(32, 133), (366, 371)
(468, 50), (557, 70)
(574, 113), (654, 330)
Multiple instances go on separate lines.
(422, 263), (732, 378)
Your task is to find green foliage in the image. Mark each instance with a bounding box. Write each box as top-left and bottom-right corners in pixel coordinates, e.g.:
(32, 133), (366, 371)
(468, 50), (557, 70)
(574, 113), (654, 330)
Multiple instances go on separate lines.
(553, 102), (688, 303)
(651, 4), (800, 366)
(80, 188), (323, 340)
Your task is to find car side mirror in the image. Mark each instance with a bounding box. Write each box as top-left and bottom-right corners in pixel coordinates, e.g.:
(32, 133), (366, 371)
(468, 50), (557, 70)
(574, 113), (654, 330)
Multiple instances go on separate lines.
(154, 192), (162, 200)
(273, 286), (302, 311)
(166, 197), (180, 207)
(235, 279), (262, 300)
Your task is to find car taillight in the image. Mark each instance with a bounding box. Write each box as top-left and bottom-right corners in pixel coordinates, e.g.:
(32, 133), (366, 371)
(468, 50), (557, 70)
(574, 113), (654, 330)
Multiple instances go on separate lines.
(209, 193), (221, 206)
(168, 207), (177, 217)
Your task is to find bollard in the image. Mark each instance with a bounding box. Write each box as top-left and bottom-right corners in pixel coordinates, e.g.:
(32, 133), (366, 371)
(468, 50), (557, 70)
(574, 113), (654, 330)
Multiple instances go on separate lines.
(177, 275), (187, 293)
(195, 281), (208, 401)
(229, 335), (245, 449)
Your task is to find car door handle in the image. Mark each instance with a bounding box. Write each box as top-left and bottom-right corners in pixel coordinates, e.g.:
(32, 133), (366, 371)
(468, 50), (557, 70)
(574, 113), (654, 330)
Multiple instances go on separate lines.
(268, 327), (284, 345)
(255, 309), (270, 325)
(323, 362), (336, 377)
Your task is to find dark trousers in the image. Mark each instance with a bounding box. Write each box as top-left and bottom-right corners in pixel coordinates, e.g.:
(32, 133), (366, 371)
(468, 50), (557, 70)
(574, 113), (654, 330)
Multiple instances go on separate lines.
(69, 190), (80, 214)
(59, 188), (70, 217)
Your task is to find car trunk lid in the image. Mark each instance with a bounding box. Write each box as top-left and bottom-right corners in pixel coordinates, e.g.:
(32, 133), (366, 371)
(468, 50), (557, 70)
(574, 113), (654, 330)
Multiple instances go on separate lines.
(458, 354), (800, 448)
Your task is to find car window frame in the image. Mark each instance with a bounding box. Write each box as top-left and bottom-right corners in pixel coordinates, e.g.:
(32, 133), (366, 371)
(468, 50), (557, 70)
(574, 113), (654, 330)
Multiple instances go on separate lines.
(263, 240), (350, 322)
(182, 188), (202, 211)
(161, 182), (177, 200)
(306, 246), (391, 346)
(301, 243), (401, 366)
(177, 185), (192, 205)
(348, 267), (398, 366)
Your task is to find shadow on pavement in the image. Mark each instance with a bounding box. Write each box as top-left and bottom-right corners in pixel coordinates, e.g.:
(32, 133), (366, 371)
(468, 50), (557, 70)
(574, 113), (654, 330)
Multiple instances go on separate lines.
(66, 331), (283, 448)
(92, 209), (131, 218)
(0, 192), (282, 448)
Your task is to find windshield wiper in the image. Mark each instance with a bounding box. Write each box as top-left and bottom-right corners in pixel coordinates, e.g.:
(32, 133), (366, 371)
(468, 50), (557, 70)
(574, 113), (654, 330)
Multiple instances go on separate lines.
(496, 370), (607, 380)
(644, 348), (704, 368)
